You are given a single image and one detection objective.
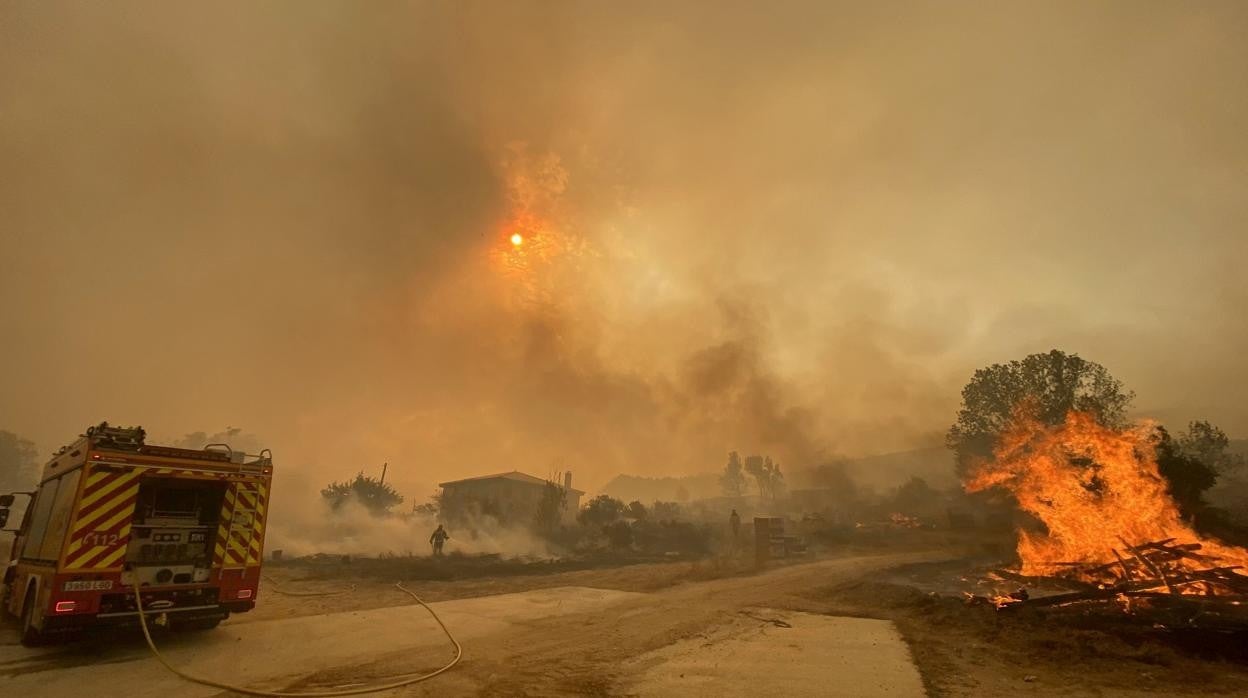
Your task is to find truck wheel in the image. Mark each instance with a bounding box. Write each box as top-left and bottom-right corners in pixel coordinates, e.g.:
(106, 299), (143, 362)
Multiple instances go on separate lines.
(20, 589), (46, 647)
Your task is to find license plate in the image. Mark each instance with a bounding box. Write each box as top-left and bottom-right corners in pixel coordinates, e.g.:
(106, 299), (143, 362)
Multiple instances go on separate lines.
(63, 580), (114, 592)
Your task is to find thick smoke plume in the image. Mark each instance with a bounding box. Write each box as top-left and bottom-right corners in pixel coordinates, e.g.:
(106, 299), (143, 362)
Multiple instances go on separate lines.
(2, 3), (1246, 546)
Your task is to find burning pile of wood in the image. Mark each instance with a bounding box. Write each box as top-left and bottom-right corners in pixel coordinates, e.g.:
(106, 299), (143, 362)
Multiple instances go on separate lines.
(971, 537), (1248, 614)
(1061, 538), (1248, 597)
(959, 410), (1248, 628)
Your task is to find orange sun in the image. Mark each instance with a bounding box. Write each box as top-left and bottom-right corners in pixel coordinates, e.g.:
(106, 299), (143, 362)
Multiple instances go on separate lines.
(510, 232), (524, 247)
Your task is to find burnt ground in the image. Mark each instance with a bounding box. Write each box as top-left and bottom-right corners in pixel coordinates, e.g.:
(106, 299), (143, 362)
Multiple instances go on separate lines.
(817, 574), (1248, 697)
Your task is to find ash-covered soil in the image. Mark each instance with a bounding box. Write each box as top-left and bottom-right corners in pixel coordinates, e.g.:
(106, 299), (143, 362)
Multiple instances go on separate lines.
(815, 562), (1248, 697)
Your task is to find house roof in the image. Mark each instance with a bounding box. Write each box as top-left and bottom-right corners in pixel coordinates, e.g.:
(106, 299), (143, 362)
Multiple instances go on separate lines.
(438, 470), (585, 495)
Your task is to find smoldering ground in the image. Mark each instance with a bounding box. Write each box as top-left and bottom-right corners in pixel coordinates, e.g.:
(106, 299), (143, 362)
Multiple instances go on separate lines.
(2, 2), (1246, 532)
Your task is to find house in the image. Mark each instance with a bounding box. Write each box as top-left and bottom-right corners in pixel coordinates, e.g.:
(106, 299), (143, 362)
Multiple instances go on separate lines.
(438, 471), (584, 528)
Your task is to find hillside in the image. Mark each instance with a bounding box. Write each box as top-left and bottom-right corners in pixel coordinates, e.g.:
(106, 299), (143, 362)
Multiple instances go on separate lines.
(600, 447), (959, 504)
(839, 447), (958, 492)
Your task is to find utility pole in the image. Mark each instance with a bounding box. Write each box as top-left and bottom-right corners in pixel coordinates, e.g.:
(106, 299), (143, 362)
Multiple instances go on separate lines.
(380, 462), (388, 485)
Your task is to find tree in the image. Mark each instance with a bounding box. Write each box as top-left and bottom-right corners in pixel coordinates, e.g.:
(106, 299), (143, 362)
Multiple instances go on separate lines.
(768, 459), (786, 500)
(412, 492), (441, 517)
(744, 455), (784, 502)
(0, 430), (39, 492)
(534, 481), (567, 532)
(604, 520), (633, 549)
(626, 500), (648, 520)
(891, 476), (938, 516)
(578, 494), (625, 527)
(1178, 420), (1244, 474)
(321, 472), (404, 516)
(947, 350), (1135, 476)
(1153, 426), (1218, 518)
(719, 451), (747, 497)
(651, 501), (682, 521)
(675, 485), (690, 503)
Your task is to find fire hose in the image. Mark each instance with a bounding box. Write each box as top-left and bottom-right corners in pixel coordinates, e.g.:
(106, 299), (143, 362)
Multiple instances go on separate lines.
(132, 581), (462, 696)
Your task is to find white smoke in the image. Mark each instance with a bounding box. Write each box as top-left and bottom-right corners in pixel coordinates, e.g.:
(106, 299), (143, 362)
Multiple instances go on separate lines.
(265, 497), (558, 559)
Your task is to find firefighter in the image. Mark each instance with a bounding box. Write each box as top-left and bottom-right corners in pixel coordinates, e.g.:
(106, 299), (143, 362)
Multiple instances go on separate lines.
(429, 524), (450, 556)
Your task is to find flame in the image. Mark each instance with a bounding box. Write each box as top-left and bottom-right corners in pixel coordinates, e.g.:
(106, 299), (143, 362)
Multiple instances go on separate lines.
(889, 512), (921, 528)
(964, 591), (1026, 609)
(965, 406), (1248, 593)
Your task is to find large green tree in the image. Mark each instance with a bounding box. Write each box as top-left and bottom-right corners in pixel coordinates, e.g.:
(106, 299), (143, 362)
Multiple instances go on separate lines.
(946, 350), (1135, 476)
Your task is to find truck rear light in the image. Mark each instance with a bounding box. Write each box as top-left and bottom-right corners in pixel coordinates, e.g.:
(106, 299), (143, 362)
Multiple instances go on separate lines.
(237, 589), (253, 599)
(54, 601), (77, 613)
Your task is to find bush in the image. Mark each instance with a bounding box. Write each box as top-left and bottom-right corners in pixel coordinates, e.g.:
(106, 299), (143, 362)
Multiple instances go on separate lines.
(321, 473), (404, 516)
(626, 500), (648, 520)
(629, 519), (712, 555)
(651, 501), (682, 521)
(579, 495), (625, 527)
(605, 520), (633, 549)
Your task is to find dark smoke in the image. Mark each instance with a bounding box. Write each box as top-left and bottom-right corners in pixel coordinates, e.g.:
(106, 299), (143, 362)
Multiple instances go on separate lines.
(2, 2), (1245, 518)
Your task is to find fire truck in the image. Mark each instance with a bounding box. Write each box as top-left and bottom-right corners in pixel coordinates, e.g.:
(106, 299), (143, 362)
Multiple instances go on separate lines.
(1, 423), (273, 645)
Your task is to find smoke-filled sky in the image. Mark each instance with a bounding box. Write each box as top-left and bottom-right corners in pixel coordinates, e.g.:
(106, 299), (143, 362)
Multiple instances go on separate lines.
(2, 1), (1246, 500)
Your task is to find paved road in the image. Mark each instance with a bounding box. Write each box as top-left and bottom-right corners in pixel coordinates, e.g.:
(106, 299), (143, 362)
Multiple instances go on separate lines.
(419, 551), (935, 696)
(1, 553), (934, 696)
(624, 609), (924, 697)
(0, 587), (642, 697)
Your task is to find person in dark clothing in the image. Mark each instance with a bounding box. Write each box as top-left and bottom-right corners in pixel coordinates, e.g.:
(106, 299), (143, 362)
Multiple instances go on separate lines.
(430, 524), (450, 556)
(729, 509), (741, 545)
